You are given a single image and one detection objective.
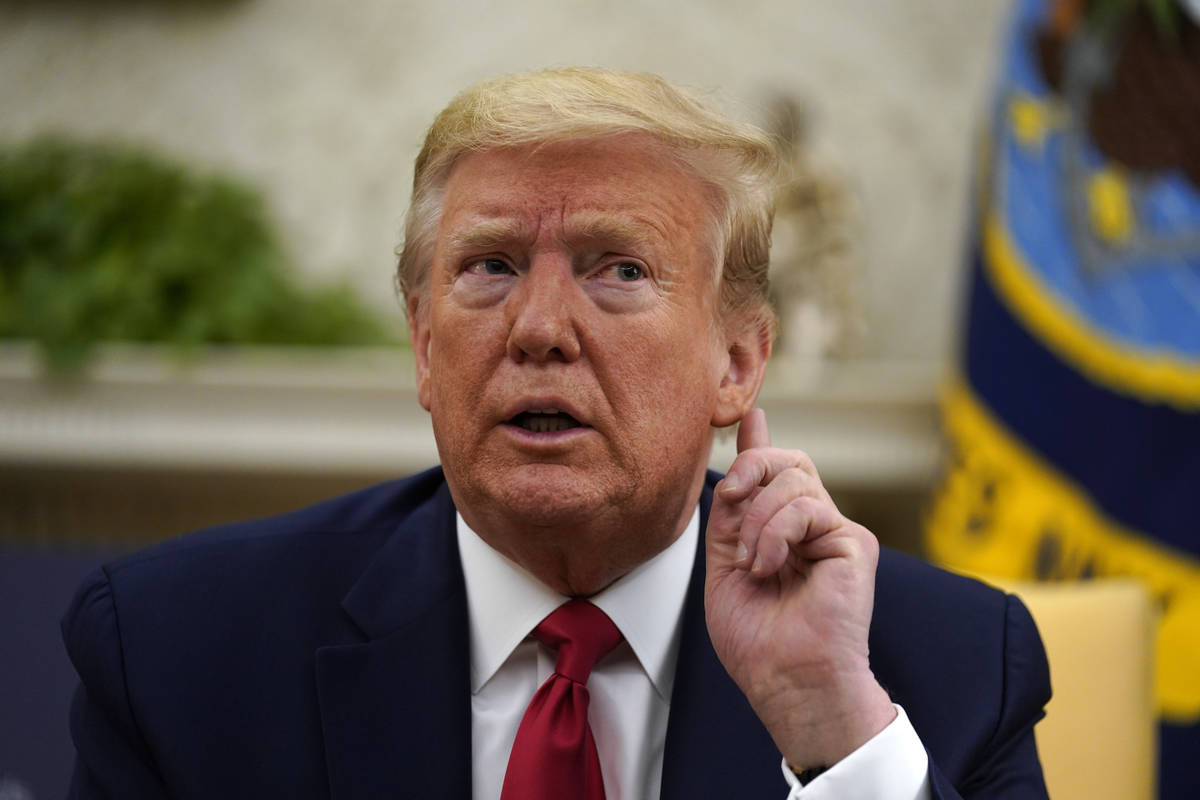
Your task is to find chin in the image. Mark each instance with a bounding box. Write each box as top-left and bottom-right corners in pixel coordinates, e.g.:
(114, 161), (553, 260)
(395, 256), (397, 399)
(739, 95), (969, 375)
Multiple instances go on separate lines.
(486, 464), (616, 528)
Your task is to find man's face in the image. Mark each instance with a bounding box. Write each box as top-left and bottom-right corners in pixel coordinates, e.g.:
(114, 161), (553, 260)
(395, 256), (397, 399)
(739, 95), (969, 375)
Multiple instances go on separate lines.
(410, 135), (760, 579)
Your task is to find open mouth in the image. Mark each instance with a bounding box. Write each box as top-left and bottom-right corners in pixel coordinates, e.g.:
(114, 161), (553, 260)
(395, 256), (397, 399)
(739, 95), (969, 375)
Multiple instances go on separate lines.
(508, 410), (583, 434)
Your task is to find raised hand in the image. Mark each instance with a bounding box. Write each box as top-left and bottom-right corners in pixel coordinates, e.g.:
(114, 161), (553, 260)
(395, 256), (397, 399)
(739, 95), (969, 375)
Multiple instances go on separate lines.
(704, 408), (896, 769)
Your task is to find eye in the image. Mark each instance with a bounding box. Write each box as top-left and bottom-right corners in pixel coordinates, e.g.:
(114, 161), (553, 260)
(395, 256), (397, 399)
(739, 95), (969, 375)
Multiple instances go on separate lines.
(613, 262), (643, 282)
(467, 258), (512, 276)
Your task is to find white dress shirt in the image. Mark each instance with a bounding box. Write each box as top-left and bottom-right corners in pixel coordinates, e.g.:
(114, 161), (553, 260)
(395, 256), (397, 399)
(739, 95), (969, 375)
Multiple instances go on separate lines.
(456, 509), (932, 800)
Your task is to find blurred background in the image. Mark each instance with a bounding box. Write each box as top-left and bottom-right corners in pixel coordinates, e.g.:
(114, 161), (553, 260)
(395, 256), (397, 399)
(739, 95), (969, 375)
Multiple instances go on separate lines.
(2, 1), (1196, 799)
(0, 0), (1009, 544)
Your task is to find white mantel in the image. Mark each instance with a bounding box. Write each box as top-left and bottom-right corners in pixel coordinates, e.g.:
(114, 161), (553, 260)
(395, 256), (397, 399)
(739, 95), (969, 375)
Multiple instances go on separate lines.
(0, 344), (945, 490)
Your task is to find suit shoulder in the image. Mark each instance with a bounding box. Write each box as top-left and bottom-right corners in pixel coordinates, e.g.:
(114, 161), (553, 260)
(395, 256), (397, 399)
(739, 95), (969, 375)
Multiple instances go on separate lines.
(871, 549), (1050, 783)
(104, 466), (447, 575)
(875, 547), (1008, 615)
(70, 467), (450, 635)
(61, 566), (121, 694)
(871, 548), (1018, 670)
(873, 548), (1047, 663)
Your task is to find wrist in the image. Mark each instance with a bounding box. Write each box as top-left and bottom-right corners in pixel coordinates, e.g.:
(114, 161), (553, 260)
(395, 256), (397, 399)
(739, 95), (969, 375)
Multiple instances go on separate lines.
(763, 671), (897, 769)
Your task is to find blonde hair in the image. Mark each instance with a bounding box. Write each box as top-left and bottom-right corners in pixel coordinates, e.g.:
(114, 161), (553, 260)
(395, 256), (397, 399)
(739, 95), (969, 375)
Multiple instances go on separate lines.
(396, 67), (780, 332)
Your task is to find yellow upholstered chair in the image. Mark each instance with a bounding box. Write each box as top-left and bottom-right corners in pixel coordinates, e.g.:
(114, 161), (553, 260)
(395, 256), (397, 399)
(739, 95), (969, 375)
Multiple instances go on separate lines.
(986, 577), (1157, 800)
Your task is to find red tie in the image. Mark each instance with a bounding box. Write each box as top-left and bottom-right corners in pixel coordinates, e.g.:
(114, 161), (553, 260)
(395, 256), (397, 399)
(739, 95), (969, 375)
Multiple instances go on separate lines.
(500, 600), (623, 800)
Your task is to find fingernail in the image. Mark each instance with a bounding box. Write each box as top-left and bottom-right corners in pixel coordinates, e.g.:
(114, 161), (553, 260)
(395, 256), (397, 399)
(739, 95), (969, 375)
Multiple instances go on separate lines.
(722, 475), (742, 494)
(735, 541), (749, 564)
(751, 553), (763, 574)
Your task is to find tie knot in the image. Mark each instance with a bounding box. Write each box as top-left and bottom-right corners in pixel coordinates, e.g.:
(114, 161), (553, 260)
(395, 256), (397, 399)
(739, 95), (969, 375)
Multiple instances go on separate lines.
(532, 600), (623, 684)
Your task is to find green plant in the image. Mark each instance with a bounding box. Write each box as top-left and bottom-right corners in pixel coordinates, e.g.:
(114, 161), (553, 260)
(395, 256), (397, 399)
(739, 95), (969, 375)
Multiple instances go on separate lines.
(1088, 0), (1183, 40)
(0, 135), (396, 370)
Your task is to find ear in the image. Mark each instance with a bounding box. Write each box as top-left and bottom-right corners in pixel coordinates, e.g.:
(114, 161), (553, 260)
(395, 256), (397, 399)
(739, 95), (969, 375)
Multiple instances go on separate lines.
(711, 317), (771, 428)
(407, 293), (433, 412)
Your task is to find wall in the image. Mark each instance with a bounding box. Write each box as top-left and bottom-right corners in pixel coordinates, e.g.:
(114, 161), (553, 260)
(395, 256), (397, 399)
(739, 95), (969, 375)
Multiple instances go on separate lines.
(0, 0), (1012, 360)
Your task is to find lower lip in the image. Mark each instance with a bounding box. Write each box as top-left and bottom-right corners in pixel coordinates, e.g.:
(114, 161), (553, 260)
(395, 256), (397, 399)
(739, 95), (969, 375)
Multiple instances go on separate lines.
(500, 422), (593, 446)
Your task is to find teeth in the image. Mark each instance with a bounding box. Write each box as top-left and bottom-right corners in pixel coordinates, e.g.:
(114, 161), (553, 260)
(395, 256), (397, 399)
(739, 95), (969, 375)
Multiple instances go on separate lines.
(509, 407), (582, 433)
(525, 414), (575, 433)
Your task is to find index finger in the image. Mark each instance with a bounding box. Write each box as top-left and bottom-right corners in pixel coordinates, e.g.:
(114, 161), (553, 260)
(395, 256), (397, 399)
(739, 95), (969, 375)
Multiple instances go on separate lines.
(736, 408), (770, 453)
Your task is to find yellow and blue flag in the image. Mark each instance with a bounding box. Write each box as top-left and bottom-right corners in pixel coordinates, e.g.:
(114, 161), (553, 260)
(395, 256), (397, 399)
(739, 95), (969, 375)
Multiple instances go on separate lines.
(926, 1), (1200, 796)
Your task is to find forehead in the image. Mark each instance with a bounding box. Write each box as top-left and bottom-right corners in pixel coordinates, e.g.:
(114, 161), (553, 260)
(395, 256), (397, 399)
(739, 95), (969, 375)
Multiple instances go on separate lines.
(436, 136), (721, 255)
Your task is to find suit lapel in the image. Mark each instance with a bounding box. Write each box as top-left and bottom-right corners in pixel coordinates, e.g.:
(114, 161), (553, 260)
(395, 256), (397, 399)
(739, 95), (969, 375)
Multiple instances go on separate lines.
(316, 481), (472, 800)
(660, 477), (784, 799)
(313, 472), (784, 799)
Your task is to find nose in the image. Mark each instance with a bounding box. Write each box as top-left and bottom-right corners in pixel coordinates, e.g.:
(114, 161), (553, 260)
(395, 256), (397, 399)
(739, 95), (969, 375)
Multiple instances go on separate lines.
(505, 256), (582, 363)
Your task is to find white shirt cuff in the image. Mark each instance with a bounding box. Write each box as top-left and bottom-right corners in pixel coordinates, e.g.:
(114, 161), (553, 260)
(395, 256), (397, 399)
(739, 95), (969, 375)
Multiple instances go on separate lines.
(780, 704), (932, 800)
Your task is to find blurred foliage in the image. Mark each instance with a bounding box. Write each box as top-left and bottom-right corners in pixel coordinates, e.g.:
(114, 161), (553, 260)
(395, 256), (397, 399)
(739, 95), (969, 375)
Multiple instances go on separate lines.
(0, 135), (395, 370)
(1085, 0), (1183, 40)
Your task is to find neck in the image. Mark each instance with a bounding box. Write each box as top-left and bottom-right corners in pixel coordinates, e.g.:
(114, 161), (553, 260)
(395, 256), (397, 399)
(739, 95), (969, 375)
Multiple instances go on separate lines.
(454, 468), (708, 596)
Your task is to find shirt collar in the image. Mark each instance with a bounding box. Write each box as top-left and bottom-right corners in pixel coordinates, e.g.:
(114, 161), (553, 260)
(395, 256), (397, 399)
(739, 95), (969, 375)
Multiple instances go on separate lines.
(456, 508), (698, 701)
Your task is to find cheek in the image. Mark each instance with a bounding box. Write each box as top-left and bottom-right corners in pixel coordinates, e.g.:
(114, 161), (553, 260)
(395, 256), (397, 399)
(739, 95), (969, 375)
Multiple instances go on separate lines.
(426, 311), (500, 409)
(612, 319), (723, 423)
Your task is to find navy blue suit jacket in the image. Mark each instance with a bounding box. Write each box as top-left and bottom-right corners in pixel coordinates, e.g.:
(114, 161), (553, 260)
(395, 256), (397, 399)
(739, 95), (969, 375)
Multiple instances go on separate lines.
(63, 468), (1050, 799)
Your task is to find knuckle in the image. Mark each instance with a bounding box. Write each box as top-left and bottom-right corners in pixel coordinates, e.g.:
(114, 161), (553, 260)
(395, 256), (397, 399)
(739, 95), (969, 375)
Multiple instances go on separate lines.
(791, 494), (819, 511)
(846, 522), (879, 555)
(779, 466), (809, 486)
(791, 449), (817, 474)
(788, 505), (813, 527)
(762, 507), (796, 538)
(789, 494), (825, 522)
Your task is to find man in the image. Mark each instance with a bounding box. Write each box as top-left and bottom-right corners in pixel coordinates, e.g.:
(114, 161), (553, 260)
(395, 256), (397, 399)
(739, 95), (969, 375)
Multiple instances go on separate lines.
(63, 68), (1051, 799)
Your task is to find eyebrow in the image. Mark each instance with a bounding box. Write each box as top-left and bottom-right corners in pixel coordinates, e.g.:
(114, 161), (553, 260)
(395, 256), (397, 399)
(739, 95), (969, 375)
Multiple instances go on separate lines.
(569, 213), (660, 251)
(447, 219), (531, 251)
(446, 213), (662, 253)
